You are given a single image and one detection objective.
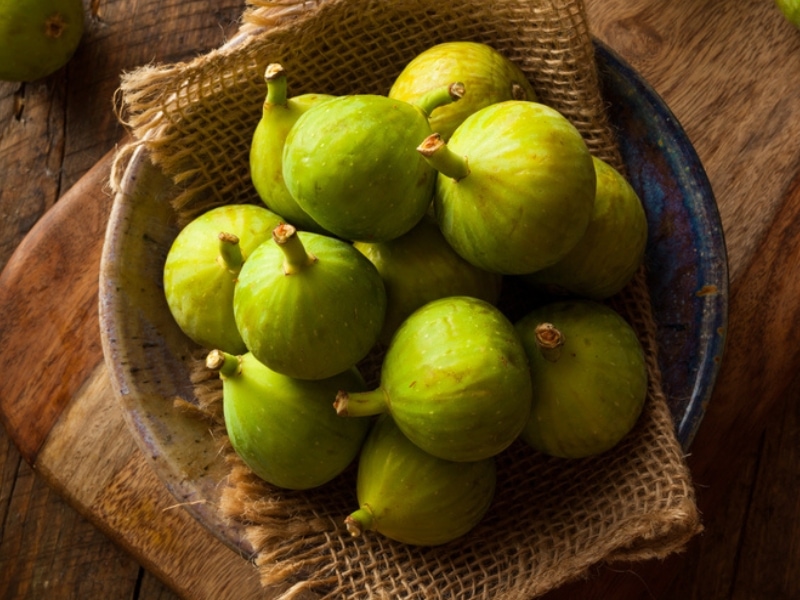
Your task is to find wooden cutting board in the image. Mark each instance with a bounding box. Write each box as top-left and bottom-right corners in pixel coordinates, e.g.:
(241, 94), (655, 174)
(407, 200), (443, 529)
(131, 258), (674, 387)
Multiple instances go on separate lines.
(0, 150), (267, 599)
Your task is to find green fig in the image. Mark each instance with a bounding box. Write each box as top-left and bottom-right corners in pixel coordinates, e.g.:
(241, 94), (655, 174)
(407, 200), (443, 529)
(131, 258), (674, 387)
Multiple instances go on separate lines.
(233, 223), (387, 380)
(281, 83), (464, 242)
(344, 414), (496, 546)
(418, 100), (596, 275)
(249, 63), (335, 233)
(776, 0), (800, 28)
(207, 350), (372, 490)
(515, 299), (648, 458)
(389, 41), (536, 140)
(353, 214), (503, 344)
(522, 156), (648, 299)
(335, 296), (532, 462)
(0, 0), (84, 82)
(163, 203), (284, 354)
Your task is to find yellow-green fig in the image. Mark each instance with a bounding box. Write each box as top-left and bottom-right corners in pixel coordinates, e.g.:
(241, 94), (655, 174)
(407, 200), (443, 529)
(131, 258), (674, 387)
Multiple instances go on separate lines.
(515, 300), (648, 458)
(344, 415), (496, 546)
(0, 0), (85, 82)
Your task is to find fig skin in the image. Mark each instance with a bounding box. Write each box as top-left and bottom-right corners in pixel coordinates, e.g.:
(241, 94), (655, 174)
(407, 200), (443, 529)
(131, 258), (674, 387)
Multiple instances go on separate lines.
(420, 101), (596, 275)
(353, 214), (503, 344)
(335, 295), (532, 462)
(208, 350), (372, 490)
(282, 87), (462, 243)
(163, 204), (284, 354)
(0, 0), (84, 82)
(249, 64), (335, 234)
(515, 300), (648, 458)
(389, 40), (536, 140)
(344, 414), (496, 546)
(233, 223), (387, 380)
(522, 156), (648, 299)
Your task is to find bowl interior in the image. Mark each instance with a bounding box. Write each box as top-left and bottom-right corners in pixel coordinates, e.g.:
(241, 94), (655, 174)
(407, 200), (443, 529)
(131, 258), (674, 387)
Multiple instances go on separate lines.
(98, 41), (728, 555)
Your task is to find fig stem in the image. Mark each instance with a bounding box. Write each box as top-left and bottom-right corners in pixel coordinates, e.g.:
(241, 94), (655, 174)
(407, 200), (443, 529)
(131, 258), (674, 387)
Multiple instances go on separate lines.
(334, 388), (389, 417)
(264, 63), (288, 107)
(206, 349), (241, 377)
(413, 82), (465, 117)
(272, 223), (317, 275)
(417, 133), (470, 181)
(535, 323), (565, 363)
(218, 232), (243, 273)
(344, 505), (375, 537)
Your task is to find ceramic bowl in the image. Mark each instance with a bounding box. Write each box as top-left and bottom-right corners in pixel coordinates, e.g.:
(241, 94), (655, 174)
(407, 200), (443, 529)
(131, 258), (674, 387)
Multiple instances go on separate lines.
(99, 40), (728, 554)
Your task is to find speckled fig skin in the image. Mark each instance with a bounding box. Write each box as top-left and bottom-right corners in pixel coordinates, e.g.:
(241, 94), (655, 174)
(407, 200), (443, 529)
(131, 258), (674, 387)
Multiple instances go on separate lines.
(282, 86), (462, 242)
(353, 214), (503, 344)
(163, 204), (283, 354)
(0, 0), (84, 82)
(389, 41), (536, 140)
(208, 350), (372, 490)
(335, 296), (532, 462)
(249, 63), (335, 234)
(522, 156), (648, 299)
(344, 415), (496, 546)
(515, 300), (648, 458)
(420, 100), (596, 275)
(233, 223), (387, 380)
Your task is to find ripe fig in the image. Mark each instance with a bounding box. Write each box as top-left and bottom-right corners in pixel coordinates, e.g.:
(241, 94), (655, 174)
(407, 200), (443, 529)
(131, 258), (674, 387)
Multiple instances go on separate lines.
(163, 203), (283, 354)
(207, 350), (372, 490)
(233, 223), (387, 380)
(389, 41), (536, 140)
(418, 101), (596, 275)
(249, 63), (335, 233)
(353, 214), (503, 344)
(515, 299), (648, 458)
(335, 296), (532, 462)
(344, 414), (496, 546)
(0, 0), (84, 82)
(282, 84), (464, 242)
(522, 156), (648, 299)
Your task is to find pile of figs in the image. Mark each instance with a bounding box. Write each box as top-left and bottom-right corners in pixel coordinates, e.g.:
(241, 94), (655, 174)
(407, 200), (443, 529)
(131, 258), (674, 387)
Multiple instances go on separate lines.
(163, 41), (650, 547)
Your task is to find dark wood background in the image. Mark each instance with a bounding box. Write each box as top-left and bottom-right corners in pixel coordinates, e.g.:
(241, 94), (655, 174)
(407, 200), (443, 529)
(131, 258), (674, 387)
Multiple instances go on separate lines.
(1, 0), (799, 598)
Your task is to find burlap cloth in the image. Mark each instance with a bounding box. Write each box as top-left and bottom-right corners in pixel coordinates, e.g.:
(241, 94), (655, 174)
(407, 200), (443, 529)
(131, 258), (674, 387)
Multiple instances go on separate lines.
(111, 0), (703, 598)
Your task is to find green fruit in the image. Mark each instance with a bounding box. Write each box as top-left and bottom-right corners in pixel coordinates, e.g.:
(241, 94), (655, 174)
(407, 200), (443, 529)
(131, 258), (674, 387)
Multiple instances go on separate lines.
(335, 296), (532, 462)
(389, 41), (536, 140)
(419, 100), (596, 274)
(522, 156), (648, 299)
(353, 214), (503, 344)
(0, 0), (84, 82)
(776, 0), (800, 28)
(233, 223), (387, 380)
(163, 204), (283, 354)
(515, 300), (648, 458)
(208, 350), (372, 490)
(282, 85), (463, 242)
(249, 63), (335, 233)
(344, 415), (496, 546)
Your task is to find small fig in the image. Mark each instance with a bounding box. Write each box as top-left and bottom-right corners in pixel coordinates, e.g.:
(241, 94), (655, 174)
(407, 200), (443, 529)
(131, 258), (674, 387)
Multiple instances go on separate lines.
(282, 84), (464, 242)
(522, 156), (648, 299)
(163, 203), (283, 354)
(335, 296), (532, 462)
(353, 214), (503, 344)
(233, 223), (387, 380)
(208, 350), (372, 490)
(515, 299), (648, 458)
(249, 64), (335, 233)
(389, 41), (536, 140)
(344, 415), (496, 546)
(419, 101), (596, 275)
(0, 0), (84, 82)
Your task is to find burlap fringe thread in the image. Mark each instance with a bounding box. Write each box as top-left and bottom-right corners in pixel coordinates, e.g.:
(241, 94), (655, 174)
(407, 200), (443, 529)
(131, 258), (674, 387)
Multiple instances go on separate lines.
(112, 1), (702, 598)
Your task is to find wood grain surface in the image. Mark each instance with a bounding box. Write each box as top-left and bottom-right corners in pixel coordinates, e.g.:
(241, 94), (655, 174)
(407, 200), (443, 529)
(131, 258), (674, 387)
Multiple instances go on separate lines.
(1, 0), (800, 599)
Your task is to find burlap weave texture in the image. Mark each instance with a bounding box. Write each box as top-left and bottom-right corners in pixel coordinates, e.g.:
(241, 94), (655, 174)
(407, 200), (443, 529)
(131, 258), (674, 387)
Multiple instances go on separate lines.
(114, 0), (703, 598)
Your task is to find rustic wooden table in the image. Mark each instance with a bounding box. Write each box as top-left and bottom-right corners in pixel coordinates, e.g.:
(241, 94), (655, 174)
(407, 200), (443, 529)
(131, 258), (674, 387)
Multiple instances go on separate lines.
(1, 0), (799, 598)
